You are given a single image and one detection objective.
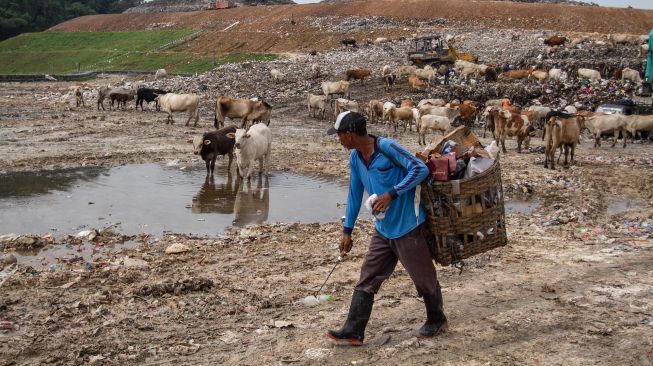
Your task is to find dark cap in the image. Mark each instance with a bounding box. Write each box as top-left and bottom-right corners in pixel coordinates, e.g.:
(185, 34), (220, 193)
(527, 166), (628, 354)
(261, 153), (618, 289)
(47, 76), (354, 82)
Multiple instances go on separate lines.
(327, 111), (367, 135)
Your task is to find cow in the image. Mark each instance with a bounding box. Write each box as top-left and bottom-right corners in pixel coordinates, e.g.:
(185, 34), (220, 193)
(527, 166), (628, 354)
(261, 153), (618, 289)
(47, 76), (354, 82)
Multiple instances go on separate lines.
(96, 86), (111, 111)
(544, 35), (568, 46)
(388, 107), (415, 132)
(417, 115), (452, 145)
(368, 99), (384, 124)
(418, 99), (446, 108)
(384, 74), (396, 92)
(345, 69), (371, 84)
(489, 107), (533, 153)
(228, 123), (272, 181)
(419, 106), (461, 123)
(109, 92), (134, 110)
(72, 86), (84, 107)
(543, 115), (582, 169)
(408, 74), (426, 91)
(155, 69), (167, 79)
(341, 38), (357, 48)
(214, 96), (272, 129)
(527, 105), (552, 129)
(548, 68), (567, 81)
(307, 93), (328, 120)
(458, 103), (478, 128)
(334, 98), (359, 118)
(624, 114), (653, 142)
(270, 69), (284, 83)
(621, 67), (642, 83)
(577, 68), (601, 82)
(311, 62), (321, 79)
(500, 69), (531, 79)
(156, 93), (200, 126)
(585, 114), (628, 148)
(190, 125), (237, 176)
(321, 80), (350, 100)
(136, 88), (169, 111)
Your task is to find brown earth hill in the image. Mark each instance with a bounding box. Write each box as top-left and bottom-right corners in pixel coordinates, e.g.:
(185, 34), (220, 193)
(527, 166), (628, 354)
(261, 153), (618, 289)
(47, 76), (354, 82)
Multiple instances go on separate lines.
(49, 0), (653, 56)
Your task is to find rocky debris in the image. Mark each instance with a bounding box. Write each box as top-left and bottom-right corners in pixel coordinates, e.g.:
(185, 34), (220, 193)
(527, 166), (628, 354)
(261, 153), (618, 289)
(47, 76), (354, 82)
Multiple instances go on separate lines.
(0, 234), (48, 251)
(135, 277), (214, 297)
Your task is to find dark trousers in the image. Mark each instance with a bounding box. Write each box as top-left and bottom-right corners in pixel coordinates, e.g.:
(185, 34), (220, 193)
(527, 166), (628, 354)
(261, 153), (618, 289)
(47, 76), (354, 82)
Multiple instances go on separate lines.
(355, 224), (439, 296)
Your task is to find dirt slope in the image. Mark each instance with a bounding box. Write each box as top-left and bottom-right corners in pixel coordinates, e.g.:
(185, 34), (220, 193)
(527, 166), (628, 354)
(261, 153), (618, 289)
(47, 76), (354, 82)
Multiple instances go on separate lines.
(49, 0), (653, 55)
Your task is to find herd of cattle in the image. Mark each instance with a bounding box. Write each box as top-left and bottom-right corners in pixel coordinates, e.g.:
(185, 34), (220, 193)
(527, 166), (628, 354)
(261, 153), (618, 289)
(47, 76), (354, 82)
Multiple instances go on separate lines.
(66, 40), (652, 178)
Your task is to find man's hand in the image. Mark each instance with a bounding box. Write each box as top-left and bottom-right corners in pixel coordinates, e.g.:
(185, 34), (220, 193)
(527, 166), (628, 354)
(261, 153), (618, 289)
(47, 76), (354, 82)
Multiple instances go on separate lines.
(372, 192), (393, 215)
(340, 233), (353, 254)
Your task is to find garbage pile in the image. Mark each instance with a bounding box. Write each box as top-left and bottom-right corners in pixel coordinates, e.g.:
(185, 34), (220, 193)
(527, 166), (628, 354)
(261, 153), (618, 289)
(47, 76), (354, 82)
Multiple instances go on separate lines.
(88, 25), (645, 115)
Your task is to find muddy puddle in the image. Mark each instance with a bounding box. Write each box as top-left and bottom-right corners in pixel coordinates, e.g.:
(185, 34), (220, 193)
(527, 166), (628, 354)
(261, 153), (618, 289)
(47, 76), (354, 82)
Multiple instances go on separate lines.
(0, 163), (357, 238)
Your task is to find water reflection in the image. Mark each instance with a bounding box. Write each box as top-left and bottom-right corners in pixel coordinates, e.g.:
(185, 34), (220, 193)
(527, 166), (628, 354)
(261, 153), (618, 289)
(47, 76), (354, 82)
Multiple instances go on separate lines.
(233, 175), (270, 227)
(191, 173), (238, 214)
(0, 168), (104, 197)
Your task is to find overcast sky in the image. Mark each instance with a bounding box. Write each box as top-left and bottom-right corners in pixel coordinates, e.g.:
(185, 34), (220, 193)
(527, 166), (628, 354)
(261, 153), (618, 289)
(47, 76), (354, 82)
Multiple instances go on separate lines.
(293, 0), (653, 9)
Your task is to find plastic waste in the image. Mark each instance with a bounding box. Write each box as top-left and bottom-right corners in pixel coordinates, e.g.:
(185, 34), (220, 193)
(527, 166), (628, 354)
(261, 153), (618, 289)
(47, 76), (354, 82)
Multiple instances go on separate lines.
(485, 141), (500, 159)
(364, 194), (385, 219)
(297, 294), (334, 306)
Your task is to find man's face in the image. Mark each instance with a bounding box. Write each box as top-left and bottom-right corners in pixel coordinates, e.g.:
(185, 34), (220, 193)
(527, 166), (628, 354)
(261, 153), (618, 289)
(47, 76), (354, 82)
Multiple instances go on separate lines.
(337, 131), (353, 149)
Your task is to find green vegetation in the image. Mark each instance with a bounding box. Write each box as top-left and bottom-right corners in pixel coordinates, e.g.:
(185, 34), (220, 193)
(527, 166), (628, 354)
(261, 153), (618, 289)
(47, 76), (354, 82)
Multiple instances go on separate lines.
(0, 31), (278, 74)
(0, 0), (144, 41)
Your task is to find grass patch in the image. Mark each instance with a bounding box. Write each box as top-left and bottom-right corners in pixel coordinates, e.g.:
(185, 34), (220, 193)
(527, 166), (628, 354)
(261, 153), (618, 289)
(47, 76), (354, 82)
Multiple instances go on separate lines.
(0, 31), (279, 74)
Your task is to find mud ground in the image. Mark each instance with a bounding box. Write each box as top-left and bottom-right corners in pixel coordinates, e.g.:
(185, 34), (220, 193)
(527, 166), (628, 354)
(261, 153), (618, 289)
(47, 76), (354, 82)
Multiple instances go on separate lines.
(1, 70), (653, 366)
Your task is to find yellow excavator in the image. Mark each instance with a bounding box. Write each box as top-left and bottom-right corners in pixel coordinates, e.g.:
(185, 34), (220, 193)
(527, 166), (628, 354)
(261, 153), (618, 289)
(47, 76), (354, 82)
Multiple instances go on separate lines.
(407, 34), (476, 67)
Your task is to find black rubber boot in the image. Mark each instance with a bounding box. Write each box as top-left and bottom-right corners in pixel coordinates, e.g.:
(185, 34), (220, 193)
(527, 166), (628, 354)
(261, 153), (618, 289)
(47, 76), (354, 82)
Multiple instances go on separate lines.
(326, 290), (374, 346)
(419, 285), (448, 337)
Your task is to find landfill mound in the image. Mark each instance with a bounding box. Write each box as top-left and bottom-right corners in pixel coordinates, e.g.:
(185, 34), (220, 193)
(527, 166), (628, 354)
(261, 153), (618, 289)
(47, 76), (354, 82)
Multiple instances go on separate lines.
(125, 0), (294, 14)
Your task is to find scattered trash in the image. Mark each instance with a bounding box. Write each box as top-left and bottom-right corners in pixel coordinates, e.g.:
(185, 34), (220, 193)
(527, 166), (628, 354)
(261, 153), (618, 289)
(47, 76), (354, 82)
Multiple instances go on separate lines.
(76, 229), (99, 241)
(165, 243), (190, 254)
(303, 348), (330, 360)
(274, 320), (294, 329)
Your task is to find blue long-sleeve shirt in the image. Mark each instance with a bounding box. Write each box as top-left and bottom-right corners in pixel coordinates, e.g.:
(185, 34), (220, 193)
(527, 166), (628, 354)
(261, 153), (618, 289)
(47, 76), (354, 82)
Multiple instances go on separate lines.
(344, 136), (429, 239)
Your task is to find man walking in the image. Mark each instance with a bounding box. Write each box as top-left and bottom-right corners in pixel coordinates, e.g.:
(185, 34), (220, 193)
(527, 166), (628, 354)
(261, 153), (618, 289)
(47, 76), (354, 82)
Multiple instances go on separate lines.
(325, 111), (448, 346)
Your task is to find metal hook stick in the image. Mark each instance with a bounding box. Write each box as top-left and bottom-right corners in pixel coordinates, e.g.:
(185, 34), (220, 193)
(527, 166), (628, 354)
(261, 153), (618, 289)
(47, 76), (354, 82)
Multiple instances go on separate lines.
(314, 256), (342, 297)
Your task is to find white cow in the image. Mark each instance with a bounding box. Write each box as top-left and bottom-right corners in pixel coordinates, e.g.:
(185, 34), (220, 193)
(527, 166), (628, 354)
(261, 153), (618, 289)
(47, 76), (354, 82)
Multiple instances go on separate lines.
(417, 115), (452, 145)
(585, 114), (628, 148)
(156, 93), (200, 126)
(621, 67), (642, 83)
(307, 93), (328, 119)
(577, 68), (601, 82)
(155, 69), (167, 79)
(229, 123), (272, 181)
(625, 115), (653, 141)
(321, 80), (350, 99)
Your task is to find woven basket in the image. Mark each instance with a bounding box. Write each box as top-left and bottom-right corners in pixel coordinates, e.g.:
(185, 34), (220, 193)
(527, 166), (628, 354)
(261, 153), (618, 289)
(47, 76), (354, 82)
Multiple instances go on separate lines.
(419, 127), (508, 266)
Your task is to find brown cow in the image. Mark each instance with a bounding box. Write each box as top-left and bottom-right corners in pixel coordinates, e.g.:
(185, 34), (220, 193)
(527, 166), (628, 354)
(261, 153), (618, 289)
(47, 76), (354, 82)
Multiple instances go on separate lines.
(459, 103), (478, 127)
(544, 35), (568, 46)
(345, 69), (371, 84)
(543, 115), (582, 169)
(500, 69), (531, 79)
(214, 96), (272, 129)
(490, 107), (533, 153)
(408, 75), (426, 91)
(400, 99), (414, 108)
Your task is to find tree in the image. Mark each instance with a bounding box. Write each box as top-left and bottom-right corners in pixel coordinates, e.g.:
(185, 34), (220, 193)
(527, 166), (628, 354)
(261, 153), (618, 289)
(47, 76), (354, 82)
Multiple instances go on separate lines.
(0, 0), (142, 41)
